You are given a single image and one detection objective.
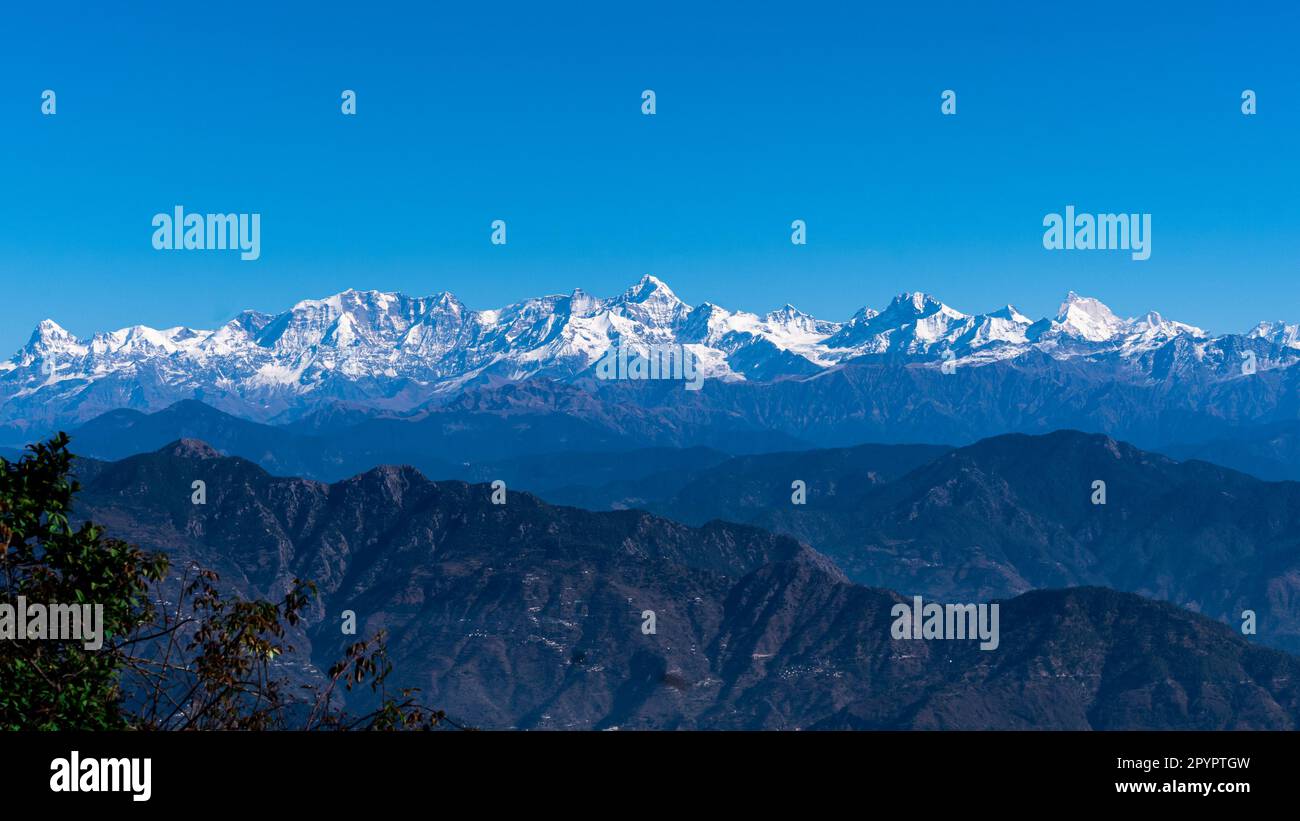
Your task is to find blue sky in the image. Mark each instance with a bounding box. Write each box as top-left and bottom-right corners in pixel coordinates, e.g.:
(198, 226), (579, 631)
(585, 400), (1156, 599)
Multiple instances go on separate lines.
(1, 1), (1296, 354)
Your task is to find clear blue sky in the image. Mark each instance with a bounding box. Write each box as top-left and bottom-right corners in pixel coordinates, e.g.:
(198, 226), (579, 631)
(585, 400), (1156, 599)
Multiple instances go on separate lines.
(1, 1), (1296, 354)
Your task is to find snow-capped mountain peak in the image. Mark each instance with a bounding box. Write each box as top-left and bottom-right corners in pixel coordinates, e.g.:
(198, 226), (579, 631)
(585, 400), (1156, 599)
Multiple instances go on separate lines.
(4, 277), (1293, 426)
(24, 319), (86, 358)
(1130, 310), (1205, 339)
(763, 304), (838, 337)
(887, 291), (962, 318)
(616, 274), (683, 306)
(605, 275), (691, 333)
(1055, 292), (1126, 341)
(1249, 321), (1300, 349)
(988, 305), (1032, 324)
(30, 318), (74, 344)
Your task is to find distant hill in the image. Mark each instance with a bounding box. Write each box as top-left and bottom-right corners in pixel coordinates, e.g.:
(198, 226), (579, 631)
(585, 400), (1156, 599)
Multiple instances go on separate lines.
(7, 278), (1300, 482)
(1161, 420), (1300, 481)
(66, 439), (1300, 729)
(646, 429), (1300, 654)
(59, 397), (793, 483)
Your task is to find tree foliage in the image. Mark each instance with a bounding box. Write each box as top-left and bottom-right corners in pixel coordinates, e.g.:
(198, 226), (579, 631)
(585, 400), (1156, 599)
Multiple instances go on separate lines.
(0, 434), (456, 731)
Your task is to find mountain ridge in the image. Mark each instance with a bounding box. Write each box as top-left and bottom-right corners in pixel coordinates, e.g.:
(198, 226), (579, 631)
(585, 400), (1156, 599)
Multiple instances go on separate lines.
(64, 438), (1300, 730)
(7, 275), (1299, 429)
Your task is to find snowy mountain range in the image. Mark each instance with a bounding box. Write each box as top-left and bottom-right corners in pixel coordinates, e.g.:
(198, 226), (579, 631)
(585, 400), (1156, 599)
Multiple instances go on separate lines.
(3, 274), (1299, 430)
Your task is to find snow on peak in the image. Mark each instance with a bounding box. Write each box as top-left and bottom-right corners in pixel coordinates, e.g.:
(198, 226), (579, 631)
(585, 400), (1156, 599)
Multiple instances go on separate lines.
(890, 292), (939, 314)
(988, 305), (1032, 324)
(25, 319), (84, 355)
(31, 319), (73, 342)
(880, 292), (967, 322)
(606, 275), (691, 334)
(821, 292), (968, 354)
(764, 304), (831, 334)
(7, 282), (1293, 426)
(618, 274), (683, 306)
(1130, 310), (1205, 339)
(1056, 292), (1125, 341)
(1249, 321), (1300, 348)
(568, 288), (601, 315)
